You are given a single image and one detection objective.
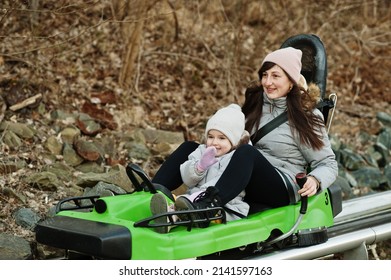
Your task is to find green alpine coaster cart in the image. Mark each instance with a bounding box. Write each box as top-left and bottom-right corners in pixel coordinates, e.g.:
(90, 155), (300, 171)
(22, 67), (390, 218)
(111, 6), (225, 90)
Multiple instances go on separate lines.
(35, 34), (342, 260)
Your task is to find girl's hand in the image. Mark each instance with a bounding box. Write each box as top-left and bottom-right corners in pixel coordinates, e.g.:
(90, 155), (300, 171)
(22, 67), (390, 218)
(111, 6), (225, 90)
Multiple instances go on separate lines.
(197, 146), (218, 172)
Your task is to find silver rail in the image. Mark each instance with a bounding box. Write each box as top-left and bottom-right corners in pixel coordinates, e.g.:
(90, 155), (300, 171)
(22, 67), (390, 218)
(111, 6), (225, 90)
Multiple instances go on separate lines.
(247, 191), (391, 260)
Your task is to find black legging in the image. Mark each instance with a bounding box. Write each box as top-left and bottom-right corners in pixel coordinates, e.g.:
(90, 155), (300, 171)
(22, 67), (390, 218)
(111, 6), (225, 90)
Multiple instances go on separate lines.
(152, 141), (290, 208)
(152, 141), (199, 190)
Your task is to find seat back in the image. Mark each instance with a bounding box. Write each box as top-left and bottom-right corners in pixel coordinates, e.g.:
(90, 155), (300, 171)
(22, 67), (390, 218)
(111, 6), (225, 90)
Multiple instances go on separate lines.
(280, 34), (335, 125)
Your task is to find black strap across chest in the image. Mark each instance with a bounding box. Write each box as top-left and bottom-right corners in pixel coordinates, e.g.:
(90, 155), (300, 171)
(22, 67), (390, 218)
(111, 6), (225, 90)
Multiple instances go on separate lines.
(250, 111), (288, 144)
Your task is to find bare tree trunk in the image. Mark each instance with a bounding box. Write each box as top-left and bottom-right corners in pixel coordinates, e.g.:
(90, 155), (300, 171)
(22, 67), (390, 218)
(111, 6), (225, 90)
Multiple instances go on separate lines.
(111, 0), (126, 21)
(112, 0), (148, 89)
(119, 16), (145, 88)
(30, 0), (39, 28)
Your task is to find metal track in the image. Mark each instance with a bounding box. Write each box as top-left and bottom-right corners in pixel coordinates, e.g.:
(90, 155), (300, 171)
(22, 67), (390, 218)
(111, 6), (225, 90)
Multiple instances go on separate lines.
(247, 190), (391, 260)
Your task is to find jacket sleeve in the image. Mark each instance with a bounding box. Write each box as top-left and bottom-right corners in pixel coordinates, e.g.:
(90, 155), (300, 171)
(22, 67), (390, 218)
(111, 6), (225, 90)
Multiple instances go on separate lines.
(300, 111), (338, 191)
(180, 145), (207, 188)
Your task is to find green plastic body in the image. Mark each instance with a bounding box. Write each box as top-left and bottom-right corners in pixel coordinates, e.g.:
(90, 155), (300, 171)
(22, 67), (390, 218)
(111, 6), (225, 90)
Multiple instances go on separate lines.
(38, 189), (334, 260)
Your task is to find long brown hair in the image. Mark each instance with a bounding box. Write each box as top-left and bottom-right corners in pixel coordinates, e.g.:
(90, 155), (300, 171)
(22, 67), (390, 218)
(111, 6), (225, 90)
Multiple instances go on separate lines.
(242, 62), (325, 150)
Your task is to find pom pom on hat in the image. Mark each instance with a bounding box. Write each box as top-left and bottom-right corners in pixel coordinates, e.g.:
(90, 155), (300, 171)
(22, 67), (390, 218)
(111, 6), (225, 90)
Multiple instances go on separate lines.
(261, 47), (302, 83)
(205, 104), (245, 146)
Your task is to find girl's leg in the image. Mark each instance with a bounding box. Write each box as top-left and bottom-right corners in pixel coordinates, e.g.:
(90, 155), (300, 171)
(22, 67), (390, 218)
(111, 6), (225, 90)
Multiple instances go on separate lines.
(152, 141), (198, 191)
(214, 144), (290, 208)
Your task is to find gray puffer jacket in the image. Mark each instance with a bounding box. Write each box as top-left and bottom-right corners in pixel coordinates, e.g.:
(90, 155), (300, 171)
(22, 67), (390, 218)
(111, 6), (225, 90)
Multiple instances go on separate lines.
(253, 93), (338, 203)
(180, 144), (249, 221)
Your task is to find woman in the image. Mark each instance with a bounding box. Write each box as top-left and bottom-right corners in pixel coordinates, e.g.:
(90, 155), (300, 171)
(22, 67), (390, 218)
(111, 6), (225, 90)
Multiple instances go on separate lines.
(152, 47), (338, 226)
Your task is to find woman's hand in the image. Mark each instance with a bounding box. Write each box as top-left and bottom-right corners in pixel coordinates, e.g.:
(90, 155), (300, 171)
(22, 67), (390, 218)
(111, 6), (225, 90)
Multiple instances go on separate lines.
(297, 176), (319, 197)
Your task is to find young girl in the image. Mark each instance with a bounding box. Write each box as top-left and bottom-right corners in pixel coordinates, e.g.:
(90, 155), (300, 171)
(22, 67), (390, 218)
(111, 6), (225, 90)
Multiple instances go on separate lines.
(150, 104), (250, 233)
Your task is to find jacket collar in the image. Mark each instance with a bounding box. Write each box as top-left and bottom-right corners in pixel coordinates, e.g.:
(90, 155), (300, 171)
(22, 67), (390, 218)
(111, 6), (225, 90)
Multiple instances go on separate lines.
(263, 92), (287, 112)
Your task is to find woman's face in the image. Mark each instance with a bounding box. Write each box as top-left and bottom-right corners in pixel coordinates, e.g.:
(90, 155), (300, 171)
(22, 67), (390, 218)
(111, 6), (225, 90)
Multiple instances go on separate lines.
(261, 65), (292, 99)
(206, 129), (233, 157)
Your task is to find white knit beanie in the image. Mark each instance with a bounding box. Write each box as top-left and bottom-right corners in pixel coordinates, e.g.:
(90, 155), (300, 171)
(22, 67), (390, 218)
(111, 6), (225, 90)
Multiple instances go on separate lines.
(205, 104), (245, 146)
(261, 47), (302, 83)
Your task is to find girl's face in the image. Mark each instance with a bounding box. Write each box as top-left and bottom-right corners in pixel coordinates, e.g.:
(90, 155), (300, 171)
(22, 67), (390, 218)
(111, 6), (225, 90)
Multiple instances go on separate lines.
(206, 129), (233, 157)
(261, 65), (292, 99)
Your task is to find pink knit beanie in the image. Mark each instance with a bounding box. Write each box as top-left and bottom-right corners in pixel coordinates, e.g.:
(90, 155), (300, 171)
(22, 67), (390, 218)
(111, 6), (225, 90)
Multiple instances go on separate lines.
(261, 47), (302, 83)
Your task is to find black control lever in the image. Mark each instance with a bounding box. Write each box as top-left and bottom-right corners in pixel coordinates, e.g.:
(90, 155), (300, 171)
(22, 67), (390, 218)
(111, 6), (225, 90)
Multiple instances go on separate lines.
(126, 163), (157, 193)
(296, 172), (308, 215)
